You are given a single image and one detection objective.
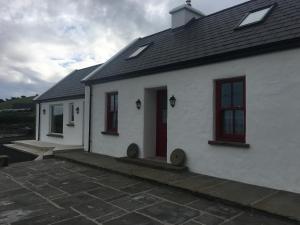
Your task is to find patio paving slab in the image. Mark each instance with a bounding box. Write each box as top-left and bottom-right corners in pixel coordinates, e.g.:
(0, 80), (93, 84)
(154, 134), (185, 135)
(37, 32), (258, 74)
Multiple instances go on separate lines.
(201, 181), (278, 206)
(138, 201), (200, 224)
(222, 212), (297, 225)
(120, 181), (155, 194)
(0, 158), (299, 225)
(72, 199), (121, 219)
(111, 193), (161, 211)
(103, 212), (163, 225)
(88, 185), (128, 202)
(52, 216), (97, 225)
(254, 191), (300, 221)
(149, 186), (199, 205)
(52, 193), (98, 208)
(55, 151), (300, 222)
(194, 213), (225, 225)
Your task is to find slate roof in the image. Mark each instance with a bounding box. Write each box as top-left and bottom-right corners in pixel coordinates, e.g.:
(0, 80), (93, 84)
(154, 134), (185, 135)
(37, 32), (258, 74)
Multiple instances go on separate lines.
(86, 0), (300, 83)
(35, 64), (100, 102)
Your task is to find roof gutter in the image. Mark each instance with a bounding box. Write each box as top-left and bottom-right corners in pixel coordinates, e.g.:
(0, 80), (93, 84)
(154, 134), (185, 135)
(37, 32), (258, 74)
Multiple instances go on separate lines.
(81, 38), (141, 83)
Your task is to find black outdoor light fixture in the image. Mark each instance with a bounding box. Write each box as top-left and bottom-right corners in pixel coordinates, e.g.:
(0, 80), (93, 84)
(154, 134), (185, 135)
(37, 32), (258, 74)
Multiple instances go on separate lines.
(136, 99), (142, 110)
(76, 107), (80, 114)
(169, 95), (176, 108)
(42, 109), (46, 115)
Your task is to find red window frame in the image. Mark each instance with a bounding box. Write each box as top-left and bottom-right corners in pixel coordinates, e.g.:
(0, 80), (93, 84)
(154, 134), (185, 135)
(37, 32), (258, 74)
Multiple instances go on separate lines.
(215, 77), (246, 143)
(106, 92), (118, 133)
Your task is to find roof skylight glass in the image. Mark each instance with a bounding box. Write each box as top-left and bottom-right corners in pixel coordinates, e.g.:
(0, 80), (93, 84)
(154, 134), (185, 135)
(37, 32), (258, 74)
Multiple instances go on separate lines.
(239, 6), (273, 27)
(128, 45), (149, 59)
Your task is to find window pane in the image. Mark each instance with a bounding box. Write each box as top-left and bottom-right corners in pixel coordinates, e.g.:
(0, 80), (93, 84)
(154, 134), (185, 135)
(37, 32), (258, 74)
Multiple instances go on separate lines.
(222, 110), (233, 135)
(70, 104), (74, 122)
(110, 95), (115, 112)
(112, 112), (118, 129)
(240, 7), (271, 27)
(51, 105), (63, 134)
(233, 81), (244, 107)
(114, 94), (118, 112)
(235, 110), (245, 135)
(129, 45), (149, 58)
(221, 83), (231, 108)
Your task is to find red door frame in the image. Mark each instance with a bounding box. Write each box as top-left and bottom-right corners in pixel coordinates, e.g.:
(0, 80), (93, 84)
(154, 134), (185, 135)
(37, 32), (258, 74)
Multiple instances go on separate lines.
(156, 89), (167, 158)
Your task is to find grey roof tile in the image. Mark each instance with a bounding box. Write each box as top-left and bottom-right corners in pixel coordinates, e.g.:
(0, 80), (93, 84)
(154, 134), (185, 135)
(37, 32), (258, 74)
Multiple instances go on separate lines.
(36, 64), (101, 102)
(86, 0), (300, 83)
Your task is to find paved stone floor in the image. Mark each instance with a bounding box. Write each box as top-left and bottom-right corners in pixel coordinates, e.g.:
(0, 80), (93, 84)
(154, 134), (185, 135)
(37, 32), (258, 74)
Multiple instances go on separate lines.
(0, 159), (297, 225)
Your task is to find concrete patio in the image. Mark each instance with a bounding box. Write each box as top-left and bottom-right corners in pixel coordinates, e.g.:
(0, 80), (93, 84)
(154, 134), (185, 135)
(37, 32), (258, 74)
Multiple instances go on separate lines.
(54, 151), (300, 223)
(0, 158), (298, 225)
(4, 140), (83, 160)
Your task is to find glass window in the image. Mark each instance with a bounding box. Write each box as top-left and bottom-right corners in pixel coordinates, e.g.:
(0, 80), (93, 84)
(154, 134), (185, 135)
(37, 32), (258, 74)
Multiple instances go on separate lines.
(50, 104), (63, 134)
(69, 103), (74, 123)
(106, 92), (118, 132)
(216, 77), (245, 142)
(221, 83), (231, 108)
(239, 6), (273, 27)
(128, 45), (149, 59)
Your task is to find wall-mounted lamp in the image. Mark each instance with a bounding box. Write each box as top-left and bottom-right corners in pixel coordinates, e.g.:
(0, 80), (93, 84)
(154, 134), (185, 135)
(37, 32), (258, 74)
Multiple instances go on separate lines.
(169, 95), (176, 108)
(136, 99), (142, 110)
(76, 107), (80, 114)
(42, 109), (46, 115)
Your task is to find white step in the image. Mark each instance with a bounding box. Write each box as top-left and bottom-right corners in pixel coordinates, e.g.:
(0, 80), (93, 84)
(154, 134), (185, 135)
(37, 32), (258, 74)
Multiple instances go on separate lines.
(11, 140), (55, 151)
(3, 144), (52, 159)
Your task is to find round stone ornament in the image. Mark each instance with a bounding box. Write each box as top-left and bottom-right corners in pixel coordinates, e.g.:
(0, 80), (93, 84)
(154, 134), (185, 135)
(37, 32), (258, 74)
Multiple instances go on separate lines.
(127, 143), (139, 158)
(170, 149), (186, 166)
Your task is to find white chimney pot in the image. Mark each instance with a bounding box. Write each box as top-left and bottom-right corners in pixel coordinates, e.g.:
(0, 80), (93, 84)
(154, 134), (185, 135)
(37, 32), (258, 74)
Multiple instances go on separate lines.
(169, 4), (204, 29)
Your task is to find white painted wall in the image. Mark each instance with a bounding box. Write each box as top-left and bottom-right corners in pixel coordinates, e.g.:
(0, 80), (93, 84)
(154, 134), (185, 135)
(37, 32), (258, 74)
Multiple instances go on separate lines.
(88, 48), (300, 193)
(38, 98), (84, 145)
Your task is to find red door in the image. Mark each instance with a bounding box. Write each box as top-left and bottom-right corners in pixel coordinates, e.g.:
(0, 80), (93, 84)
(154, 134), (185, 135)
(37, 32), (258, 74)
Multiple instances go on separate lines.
(156, 90), (167, 157)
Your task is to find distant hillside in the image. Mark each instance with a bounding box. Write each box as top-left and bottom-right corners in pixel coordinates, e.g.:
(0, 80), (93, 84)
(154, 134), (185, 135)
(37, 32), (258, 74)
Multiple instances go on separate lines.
(0, 96), (35, 110)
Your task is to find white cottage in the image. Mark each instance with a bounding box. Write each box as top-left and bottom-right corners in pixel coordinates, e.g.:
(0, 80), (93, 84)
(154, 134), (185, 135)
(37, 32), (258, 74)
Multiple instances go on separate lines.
(82, 0), (300, 193)
(35, 65), (100, 146)
(35, 0), (300, 194)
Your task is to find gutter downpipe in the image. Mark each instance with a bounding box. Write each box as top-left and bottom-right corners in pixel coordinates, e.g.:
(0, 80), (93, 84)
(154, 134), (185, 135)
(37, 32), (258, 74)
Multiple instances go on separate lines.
(82, 38), (140, 153)
(37, 103), (41, 141)
(88, 85), (92, 152)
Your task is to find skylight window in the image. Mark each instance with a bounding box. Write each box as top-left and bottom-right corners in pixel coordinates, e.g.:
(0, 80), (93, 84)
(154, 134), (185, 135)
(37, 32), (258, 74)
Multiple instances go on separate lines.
(238, 5), (274, 28)
(128, 45), (149, 59)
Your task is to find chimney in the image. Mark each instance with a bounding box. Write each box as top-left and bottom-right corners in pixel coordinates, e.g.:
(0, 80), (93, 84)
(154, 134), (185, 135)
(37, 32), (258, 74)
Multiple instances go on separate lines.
(169, 0), (204, 29)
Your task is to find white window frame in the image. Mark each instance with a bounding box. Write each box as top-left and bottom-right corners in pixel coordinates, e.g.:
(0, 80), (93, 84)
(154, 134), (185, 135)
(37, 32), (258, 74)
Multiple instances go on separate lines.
(237, 5), (275, 28)
(49, 104), (64, 134)
(128, 44), (150, 59)
(69, 103), (75, 124)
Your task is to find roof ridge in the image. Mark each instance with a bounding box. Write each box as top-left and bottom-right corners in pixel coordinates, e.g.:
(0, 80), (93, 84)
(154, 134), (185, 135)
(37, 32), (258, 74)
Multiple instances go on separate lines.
(77, 63), (102, 71)
(139, 0), (257, 41)
(195, 0), (255, 20)
(140, 28), (172, 41)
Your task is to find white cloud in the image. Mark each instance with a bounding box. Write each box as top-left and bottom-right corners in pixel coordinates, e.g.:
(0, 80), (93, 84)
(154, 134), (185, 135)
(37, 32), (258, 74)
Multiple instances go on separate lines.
(0, 0), (248, 99)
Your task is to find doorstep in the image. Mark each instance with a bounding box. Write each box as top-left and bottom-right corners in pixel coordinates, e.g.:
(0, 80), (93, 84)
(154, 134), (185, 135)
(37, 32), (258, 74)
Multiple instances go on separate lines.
(54, 151), (300, 223)
(117, 157), (187, 171)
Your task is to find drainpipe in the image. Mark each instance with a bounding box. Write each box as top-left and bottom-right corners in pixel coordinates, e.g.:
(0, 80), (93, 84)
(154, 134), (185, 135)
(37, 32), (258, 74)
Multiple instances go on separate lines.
(37, 103), (41, 141)
(88, 85), (93, 152)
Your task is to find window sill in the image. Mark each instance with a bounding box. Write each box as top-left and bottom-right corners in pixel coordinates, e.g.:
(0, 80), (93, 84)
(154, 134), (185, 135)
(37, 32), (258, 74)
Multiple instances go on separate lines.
(208, 140), (250, 148)
(101, 131), (119, 136)
(66, 123), (75, 127)
(47, 133), (63, 138)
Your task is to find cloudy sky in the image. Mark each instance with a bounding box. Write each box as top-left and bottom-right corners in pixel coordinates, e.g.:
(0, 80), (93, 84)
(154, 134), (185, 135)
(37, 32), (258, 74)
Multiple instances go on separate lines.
(0, 0), (248, 99)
